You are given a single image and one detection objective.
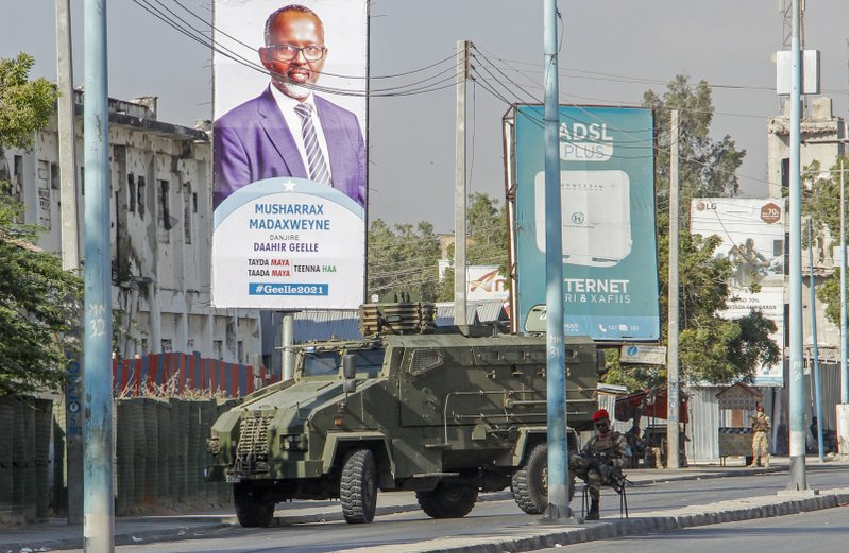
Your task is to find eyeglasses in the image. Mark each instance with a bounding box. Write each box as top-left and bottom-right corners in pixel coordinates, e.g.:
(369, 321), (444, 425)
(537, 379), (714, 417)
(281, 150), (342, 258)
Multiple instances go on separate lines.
(268, 44), (326, 62)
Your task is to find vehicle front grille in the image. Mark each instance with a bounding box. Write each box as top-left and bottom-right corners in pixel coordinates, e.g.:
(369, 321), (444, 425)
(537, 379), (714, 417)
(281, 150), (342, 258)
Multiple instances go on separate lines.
(234, 413), (271, 472)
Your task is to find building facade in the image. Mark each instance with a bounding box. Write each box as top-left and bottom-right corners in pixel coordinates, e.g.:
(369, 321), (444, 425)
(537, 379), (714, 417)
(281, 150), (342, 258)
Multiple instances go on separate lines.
(1, 91), (261, 364)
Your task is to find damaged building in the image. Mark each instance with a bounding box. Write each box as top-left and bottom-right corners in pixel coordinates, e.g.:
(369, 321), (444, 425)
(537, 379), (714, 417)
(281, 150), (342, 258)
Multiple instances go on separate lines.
(1, 90), (261, 366)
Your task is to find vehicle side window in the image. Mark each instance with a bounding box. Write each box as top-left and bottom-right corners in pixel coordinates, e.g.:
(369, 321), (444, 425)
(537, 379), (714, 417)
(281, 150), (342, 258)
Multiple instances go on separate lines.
(352, 349), (385, 377)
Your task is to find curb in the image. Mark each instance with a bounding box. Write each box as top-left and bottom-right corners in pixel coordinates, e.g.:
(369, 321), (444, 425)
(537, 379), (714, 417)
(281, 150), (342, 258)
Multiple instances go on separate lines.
(345, 487), (849, 553)
(0, 523), (235, 553)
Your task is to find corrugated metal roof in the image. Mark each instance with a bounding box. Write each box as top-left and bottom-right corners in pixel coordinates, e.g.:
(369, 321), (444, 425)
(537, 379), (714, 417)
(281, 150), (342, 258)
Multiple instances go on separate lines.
(293, 309), (361, 342)
(435, 300), (508, 326)
(286, 301), (510, 343)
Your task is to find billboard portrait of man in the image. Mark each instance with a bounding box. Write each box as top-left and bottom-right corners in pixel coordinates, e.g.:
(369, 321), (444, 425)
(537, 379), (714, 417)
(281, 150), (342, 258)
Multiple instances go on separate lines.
(211, 0), (367, 310)
(213, 2), (365, 208)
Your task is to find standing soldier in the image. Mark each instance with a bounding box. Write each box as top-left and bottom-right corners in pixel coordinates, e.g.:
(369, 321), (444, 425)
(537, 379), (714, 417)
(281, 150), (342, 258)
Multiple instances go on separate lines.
(569, 409), (630, 520)
(749, 404), (771, 467)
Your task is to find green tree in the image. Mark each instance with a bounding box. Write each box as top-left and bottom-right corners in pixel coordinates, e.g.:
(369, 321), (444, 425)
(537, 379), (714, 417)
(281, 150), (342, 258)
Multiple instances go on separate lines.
(644, 74), (747, 220)
(367, 219), (440, 302)
(1, 53), (82, 396)
(1, 54), (57, 151)
(808, 155), (849, 325)
(605, 75), (777, 389)
(437, 192), (509, 302)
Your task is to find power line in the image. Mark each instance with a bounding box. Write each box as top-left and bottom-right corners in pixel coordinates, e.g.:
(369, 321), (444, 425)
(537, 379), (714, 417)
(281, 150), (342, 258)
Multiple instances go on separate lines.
(130, 0), (466, 99)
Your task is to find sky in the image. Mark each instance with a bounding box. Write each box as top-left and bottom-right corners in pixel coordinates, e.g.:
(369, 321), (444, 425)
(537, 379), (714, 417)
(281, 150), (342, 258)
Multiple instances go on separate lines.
(3, 0), (849, 233)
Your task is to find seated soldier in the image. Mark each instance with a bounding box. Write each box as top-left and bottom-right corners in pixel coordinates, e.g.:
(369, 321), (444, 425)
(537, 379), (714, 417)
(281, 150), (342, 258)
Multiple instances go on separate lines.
(569, 409), (631, 520)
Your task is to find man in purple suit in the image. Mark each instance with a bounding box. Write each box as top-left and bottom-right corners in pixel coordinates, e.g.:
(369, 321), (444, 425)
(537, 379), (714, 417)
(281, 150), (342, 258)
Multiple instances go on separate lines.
(213, 4), (365, 209)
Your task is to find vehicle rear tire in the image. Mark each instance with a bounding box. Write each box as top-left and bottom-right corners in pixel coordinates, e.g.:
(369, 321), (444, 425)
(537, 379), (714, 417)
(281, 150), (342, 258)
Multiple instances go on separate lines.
(416, 482), (478, 518)
(233, 483), (275, 528)
(340, 448), (378, 524)
(512, 443), (547, 515)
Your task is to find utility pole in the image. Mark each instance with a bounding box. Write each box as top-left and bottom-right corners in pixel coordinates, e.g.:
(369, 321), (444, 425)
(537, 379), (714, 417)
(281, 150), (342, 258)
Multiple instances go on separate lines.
(454, 39), (471, 326)
(787, 0), (807, 491)
(808, 218), (824, 462)
(541, 0), (573, 523)
(56, 0), (79, 272)
(83, 0), (115, 550)
(55, 0), (83, 527)
(841, 159), (848, 407)
(667, 109), (680, 469)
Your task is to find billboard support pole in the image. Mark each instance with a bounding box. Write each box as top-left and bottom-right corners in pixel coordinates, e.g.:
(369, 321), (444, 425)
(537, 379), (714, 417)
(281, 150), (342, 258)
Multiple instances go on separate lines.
(281, 311), (295, 382)
(454, 40), (471, 326)
(541, 0), (574, 523)
(667, 109), (680, 469)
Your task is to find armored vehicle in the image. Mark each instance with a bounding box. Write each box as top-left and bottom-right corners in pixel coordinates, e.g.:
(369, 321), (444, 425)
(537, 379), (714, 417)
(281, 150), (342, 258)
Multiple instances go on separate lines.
(206, 303), (602, 526)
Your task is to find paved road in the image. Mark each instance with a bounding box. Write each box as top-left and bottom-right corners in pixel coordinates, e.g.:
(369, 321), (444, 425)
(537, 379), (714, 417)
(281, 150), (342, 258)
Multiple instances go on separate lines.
(50, 464), (849, 553)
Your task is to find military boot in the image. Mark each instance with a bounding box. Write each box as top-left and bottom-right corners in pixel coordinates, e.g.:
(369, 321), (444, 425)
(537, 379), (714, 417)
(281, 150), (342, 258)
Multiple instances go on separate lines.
(585, 499), (600, 520)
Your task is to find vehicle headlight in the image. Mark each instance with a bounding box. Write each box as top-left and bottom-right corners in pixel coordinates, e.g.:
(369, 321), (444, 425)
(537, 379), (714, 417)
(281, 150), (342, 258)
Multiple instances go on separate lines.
(279, 433), (307, 451)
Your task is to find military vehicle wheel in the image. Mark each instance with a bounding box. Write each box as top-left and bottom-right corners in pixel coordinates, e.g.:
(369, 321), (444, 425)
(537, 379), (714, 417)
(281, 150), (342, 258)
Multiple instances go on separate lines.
(233, 483), (275, 528)
(512, 443), (547, 514)
(416, 482), (478, 518)
(340, 448), (378, 524)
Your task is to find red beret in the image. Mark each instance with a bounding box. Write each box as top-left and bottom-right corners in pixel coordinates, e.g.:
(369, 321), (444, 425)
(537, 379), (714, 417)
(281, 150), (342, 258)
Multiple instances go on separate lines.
(593, 409), (610, 422)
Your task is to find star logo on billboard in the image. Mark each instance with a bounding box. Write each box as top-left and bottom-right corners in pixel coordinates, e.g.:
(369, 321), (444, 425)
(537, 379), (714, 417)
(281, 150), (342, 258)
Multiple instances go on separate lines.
(283, 179), (296, 192)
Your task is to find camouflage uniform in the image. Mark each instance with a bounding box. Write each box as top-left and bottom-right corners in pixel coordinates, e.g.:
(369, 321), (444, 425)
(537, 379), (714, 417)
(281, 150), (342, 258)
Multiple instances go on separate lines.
(568, 430), (630, 505)
(749, 410), (771, 467)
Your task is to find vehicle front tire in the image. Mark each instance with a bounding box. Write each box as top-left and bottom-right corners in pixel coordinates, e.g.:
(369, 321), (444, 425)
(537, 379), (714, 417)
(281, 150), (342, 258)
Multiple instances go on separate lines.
(340, 448), (378, 524)
(416, 482), (478, 518)
(233, 482), (275, 528)
(511, 443), (548, 515)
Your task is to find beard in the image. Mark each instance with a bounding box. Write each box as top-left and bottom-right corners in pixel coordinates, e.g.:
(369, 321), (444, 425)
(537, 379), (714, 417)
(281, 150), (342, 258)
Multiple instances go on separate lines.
(273, 76), (311, 101)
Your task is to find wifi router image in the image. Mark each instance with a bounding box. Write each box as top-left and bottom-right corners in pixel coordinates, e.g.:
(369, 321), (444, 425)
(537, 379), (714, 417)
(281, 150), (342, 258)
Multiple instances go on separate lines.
(534, 170), (632, 267)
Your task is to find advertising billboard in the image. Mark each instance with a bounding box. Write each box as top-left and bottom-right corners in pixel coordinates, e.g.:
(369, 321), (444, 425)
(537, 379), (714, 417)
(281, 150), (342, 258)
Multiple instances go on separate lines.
(467, 265), (510, 301)
(511, 105), (659, 341)
(211, 0), (367, 309)
(690, 198), (785, 386)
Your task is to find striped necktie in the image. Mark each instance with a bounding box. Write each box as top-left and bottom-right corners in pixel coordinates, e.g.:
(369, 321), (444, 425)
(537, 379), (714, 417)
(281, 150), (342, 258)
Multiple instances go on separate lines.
(294, 102), (330, 185)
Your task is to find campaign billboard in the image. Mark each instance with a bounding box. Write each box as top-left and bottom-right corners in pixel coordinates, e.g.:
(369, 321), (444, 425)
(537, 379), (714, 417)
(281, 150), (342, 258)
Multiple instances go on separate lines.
(511, 105), (659, 341)
(212, 0), (367, 309)
(690, 198), (785, 386)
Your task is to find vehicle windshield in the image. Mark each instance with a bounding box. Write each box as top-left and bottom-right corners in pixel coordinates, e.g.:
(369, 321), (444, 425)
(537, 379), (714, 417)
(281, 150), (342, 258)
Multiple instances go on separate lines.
(302, 348), (386, 378)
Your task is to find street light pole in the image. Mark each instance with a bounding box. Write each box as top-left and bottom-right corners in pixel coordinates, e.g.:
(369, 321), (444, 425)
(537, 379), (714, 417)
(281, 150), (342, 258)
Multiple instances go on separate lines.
(83, 0), (115, 550)
(787, 0), (807, 491)
(542, 0), (573, 522)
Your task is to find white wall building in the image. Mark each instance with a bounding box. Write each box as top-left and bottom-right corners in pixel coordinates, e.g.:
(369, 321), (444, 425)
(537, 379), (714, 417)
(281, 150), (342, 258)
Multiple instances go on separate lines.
(1, 91), (261, 364)
(767, 96), (846, 363)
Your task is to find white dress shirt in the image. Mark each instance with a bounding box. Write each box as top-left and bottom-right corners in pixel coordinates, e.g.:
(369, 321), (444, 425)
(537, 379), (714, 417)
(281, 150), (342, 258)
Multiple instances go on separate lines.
(269, 85), (333, 183)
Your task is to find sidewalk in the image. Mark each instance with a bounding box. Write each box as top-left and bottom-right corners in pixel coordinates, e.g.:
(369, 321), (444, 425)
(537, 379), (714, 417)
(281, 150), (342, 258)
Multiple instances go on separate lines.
(1, 457), (845, 553)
